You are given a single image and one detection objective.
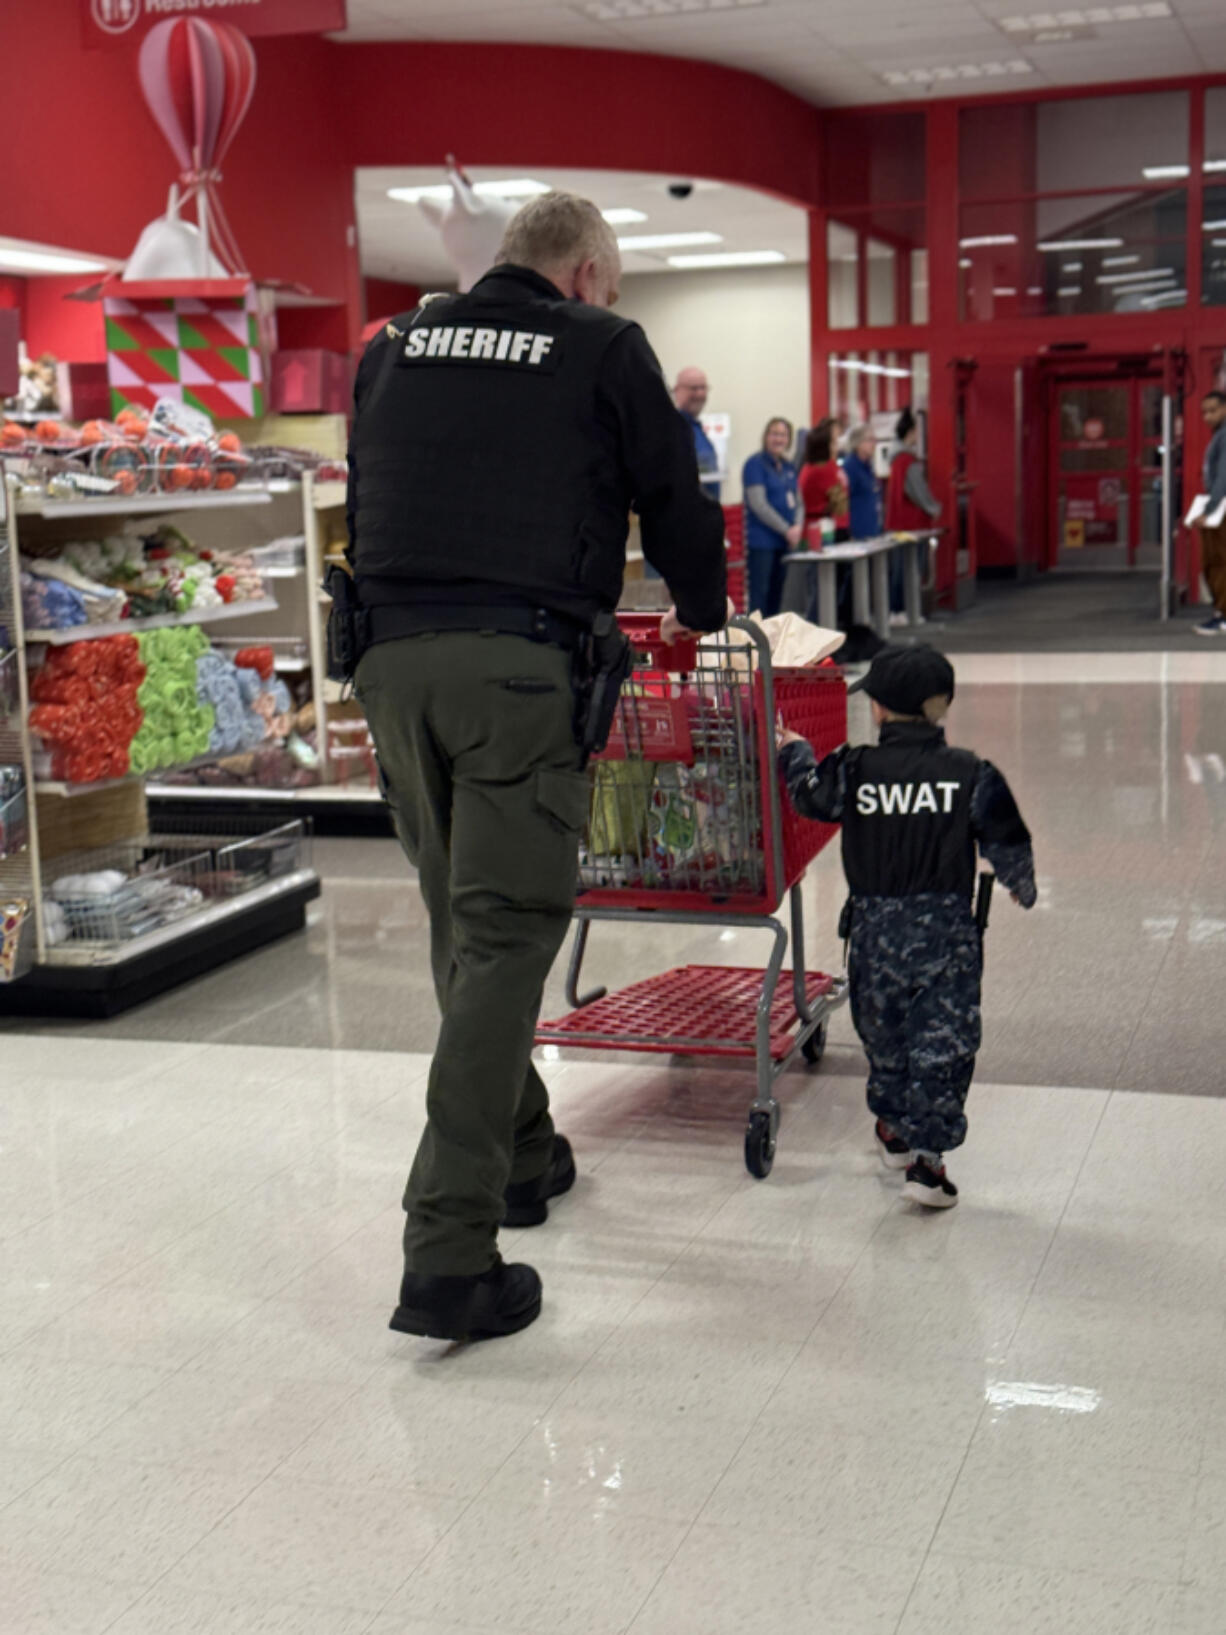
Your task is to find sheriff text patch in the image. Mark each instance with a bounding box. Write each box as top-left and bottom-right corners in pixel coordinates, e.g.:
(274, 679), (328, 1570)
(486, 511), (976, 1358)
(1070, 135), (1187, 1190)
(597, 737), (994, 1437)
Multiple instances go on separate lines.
(398, 326), (563, 371)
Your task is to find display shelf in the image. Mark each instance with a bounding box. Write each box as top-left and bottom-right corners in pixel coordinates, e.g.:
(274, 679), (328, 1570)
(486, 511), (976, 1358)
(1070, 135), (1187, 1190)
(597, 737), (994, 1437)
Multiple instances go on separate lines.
(36, 749), (224, 798)
(312, 480), (346, 510)
(15, 487), (277, 520)
(147, 782), (380, 804)
(27, 597), (279, 647)
(146, 781), (391, 839)
(1, 470), (322, 997)
(41, 867), (317, 968)
(0, 871), (321, 1018)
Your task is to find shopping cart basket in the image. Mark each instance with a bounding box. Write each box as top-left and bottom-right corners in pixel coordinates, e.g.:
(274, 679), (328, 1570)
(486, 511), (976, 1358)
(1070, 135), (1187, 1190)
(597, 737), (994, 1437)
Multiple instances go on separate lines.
(536, 613), (849, 1178)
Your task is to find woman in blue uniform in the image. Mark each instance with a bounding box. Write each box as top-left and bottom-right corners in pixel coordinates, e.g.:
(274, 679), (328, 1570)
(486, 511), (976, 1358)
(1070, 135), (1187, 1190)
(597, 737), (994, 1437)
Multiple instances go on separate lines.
(742, 416), (801, 618)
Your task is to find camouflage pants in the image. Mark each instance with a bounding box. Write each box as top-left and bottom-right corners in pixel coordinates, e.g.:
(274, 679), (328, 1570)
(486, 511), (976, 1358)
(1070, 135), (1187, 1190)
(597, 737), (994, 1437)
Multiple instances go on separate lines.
(848, 895), (982, 1155)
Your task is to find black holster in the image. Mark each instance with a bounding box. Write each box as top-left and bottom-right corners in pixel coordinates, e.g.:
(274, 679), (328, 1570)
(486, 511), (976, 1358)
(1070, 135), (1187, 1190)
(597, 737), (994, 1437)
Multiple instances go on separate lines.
(325, 564), (371, 683)
(573, 611), (633, 764)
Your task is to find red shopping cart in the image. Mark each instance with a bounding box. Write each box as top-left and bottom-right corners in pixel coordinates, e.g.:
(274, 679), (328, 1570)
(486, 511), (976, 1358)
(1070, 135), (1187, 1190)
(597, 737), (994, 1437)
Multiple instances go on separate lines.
(536, 613), (849, 1177)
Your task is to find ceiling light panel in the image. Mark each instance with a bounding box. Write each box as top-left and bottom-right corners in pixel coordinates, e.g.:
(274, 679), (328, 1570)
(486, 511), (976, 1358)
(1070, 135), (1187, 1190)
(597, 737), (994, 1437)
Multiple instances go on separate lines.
(881, 60), (1033, 85)
(602, 208), (649, 224)
(0, 248), (109, 273)
(998, 3), (1171, 30)
(1038, 237), (1125, 250)
(577, 0), (766, 19)
(388, 179), (549, 204)
(667, 250), (786, 268)
(618, 231), (722, 250)
(1096, 266), (1176, 283)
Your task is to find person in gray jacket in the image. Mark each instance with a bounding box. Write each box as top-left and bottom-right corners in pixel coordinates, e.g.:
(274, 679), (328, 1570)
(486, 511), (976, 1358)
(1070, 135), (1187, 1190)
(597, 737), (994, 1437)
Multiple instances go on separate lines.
(1195, 390), (1226, 636)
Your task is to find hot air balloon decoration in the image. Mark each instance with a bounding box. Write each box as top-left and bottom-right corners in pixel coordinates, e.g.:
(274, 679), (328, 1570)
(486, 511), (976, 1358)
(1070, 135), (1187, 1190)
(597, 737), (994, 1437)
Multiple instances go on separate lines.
(127, 17), (257, 280)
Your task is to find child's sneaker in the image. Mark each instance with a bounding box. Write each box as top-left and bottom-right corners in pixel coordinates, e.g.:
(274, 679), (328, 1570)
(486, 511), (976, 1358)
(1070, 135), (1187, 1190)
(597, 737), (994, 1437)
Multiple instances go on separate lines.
(874, 1119), (912, 1170)
(903, 1157), (958, 1208)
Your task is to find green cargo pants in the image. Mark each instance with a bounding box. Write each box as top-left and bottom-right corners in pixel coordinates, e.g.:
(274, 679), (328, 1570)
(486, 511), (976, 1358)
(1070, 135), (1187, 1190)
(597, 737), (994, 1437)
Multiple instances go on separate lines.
(355, 632), (589, 1276)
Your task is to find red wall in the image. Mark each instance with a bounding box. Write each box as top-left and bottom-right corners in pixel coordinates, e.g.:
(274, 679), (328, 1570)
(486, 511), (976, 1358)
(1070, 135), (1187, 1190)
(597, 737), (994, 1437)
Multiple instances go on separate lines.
(0, 4), (820, 371)
(333, 43), (821, 208)
(363, 278), (422, 323)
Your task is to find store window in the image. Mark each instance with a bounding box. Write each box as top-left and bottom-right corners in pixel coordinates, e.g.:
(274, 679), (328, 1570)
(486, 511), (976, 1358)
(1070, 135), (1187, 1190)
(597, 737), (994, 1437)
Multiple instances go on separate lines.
(828, 221), (859, 330)
(866, 239), (897, 327)
(828, 350), (929, 439)
(824, 207), (927, 330)
(958, 90), (1190, 321)
(1204, 89), (1226, 308)
(823, 112), (927, 331)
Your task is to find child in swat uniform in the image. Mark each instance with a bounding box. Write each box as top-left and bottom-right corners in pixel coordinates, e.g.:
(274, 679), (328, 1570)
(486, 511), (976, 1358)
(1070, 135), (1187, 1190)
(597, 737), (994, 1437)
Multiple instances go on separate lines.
(778, 645), (1035, 1208)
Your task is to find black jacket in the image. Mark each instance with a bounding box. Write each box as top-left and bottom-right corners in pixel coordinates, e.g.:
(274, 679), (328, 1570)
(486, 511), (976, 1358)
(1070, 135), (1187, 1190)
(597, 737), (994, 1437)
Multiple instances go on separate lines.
(346, 265), (728, 632)
(780, 720), (1036, 903)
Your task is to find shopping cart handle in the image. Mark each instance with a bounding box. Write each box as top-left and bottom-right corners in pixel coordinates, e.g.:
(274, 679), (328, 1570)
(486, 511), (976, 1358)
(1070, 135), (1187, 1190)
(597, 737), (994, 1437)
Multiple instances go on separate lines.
(616, 613), (699, 672)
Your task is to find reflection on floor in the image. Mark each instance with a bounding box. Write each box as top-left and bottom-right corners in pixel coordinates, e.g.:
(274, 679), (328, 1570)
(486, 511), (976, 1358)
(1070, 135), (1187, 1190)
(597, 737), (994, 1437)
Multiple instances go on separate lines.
(13, 654), (1226, 1098)
(3, 1036), (1226, 1633)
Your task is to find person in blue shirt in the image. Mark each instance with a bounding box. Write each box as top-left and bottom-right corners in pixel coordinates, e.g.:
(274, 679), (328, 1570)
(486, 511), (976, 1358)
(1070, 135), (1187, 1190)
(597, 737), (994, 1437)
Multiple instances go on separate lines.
(843, 424), (882, 542)
(673, 366), (722, 502)
(743, 416), (802, 618)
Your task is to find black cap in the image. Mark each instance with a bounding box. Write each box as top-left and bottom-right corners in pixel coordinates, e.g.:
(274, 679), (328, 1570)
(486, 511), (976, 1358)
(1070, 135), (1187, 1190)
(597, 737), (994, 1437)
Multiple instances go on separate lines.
(848, 643), (955, 716)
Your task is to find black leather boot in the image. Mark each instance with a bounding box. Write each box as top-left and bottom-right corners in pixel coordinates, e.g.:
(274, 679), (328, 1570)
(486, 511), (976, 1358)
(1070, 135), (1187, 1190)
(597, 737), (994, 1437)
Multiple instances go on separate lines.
(389, 1258), (542, 1342)
(503, 1134), (577, 1227)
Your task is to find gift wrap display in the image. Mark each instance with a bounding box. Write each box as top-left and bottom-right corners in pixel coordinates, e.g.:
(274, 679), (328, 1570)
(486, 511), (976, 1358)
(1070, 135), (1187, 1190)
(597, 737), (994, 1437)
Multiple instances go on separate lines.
(20, 525), (268, 637)
(28, 632), (298, 785)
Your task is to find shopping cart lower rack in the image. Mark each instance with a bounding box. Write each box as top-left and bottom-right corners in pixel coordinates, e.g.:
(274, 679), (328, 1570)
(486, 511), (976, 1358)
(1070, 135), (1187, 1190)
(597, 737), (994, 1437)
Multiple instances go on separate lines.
(536, 613), (849, 1178)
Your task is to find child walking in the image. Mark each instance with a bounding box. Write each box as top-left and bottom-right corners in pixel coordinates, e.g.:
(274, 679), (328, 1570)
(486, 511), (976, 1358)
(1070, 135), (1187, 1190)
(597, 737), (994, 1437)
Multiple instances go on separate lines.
(778, 645), (1035, 1207)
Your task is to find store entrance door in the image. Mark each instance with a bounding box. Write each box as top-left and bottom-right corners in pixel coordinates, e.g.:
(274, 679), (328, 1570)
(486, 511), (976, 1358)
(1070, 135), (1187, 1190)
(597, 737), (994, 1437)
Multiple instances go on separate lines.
(1052, 377), (1165, 570)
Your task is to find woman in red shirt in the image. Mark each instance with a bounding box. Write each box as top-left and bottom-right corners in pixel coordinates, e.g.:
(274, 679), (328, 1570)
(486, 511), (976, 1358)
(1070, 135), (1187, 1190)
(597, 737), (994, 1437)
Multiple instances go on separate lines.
(799, 421), (849, 539)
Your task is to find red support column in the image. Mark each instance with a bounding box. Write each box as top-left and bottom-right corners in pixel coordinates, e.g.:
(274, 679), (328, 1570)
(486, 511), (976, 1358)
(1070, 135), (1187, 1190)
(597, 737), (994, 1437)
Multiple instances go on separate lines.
(809, 209), (830, 425)
(926, 101), (961, 601)
(1189, 83), (1206, 314)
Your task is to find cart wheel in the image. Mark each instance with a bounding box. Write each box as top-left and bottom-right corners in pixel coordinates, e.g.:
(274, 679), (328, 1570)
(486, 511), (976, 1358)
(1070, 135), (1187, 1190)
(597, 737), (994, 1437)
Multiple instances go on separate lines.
(744, 1110), (776, 1179)
(801, 1023), (828, 1067)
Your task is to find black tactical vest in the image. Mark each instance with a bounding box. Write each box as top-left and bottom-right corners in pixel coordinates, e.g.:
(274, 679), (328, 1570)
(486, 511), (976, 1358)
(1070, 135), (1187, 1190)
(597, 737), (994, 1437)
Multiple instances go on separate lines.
(841, 722), (980, 898)
(349, 266), (638, 623)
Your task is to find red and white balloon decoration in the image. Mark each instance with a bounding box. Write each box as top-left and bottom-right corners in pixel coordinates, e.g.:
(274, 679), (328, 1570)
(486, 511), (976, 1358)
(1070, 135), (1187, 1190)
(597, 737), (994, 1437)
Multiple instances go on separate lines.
(136, 18), (257, 277)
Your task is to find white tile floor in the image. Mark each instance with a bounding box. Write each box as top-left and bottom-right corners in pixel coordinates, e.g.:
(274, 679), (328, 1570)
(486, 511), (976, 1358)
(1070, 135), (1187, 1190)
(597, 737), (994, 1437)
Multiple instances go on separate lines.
(4, 1029), (1226, 1632)
(6, 646), (1226, 1631)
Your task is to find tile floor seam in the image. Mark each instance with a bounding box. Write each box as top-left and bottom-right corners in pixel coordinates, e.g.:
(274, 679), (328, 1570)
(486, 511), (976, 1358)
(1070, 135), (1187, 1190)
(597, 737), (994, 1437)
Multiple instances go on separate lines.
(0, 1036), (364, 1255)
(83, 1358), (406, 1631)
(360, 1174), (760, 1631)
(23, 1459), (275, 1631)
(887, 1083), (1119, 1632)
(1106, 902), (1188, 1091)
(624, 1181), (907, 1633)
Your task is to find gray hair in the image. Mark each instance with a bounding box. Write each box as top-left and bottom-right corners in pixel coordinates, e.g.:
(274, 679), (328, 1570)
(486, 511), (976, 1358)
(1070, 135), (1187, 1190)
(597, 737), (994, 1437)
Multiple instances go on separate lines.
(848, 423), (874, 448)
(496, 191), (619, 278)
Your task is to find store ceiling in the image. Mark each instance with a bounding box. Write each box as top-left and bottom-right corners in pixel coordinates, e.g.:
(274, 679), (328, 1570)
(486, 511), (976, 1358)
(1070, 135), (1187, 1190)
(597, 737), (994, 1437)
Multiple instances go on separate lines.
(333, 0), (1224, 107)
(356, 166), (809, 285)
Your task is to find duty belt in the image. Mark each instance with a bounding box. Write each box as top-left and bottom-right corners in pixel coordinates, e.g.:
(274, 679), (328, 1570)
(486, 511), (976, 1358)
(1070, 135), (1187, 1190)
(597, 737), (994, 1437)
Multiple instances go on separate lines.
(365, 603), (586, 652)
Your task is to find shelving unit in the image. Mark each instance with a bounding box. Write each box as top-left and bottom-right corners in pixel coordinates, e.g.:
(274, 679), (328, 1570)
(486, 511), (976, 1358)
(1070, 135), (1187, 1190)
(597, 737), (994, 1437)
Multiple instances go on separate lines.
(15, 487), (276, 521)
(27, 596), (279, 646)
(0, 472), (321, 1016)
(146, 467), (390, 835)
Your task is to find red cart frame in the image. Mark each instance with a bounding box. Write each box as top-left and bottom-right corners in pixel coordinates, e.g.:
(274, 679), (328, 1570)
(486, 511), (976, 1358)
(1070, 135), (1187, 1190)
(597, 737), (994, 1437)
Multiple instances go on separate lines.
(537, 614), (849, 1177)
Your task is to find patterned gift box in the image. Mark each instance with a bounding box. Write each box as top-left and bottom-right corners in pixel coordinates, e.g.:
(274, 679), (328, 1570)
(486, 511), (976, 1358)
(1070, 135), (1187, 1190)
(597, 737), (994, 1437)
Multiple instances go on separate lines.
(103, 280), (268, 420)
